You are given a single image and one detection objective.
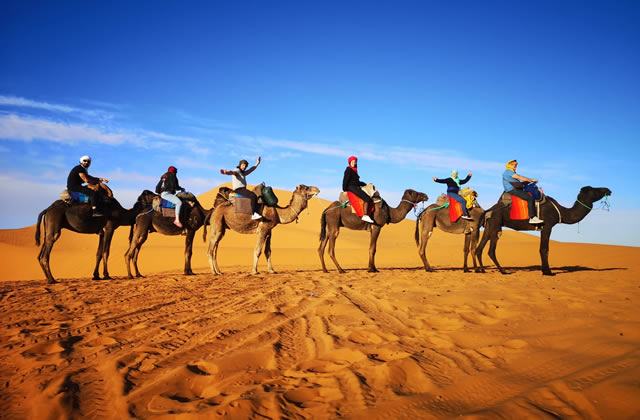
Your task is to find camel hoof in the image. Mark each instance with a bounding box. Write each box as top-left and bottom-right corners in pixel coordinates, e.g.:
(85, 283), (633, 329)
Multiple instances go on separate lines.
(543, 271), (555, 276)
(499, 270), (508, 275)
(268, 270), (277, 274)
(136, 274), (144, 278)
(92, 276), (101, 281)
(103, 275), (112, 280)
(338, 269), (346, 274)
(463, 269), (470, 273)
(475, 269), (484, 274)
(322, 269), (329, 274)
(185, 272), (195, 276)
(424, 268), (434, 273)
(47, 279), (59, 284)
(368, 268), (379, 273)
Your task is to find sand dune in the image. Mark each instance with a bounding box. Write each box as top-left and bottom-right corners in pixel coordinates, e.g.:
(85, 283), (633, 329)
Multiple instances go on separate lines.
(1, 186), (639, 419)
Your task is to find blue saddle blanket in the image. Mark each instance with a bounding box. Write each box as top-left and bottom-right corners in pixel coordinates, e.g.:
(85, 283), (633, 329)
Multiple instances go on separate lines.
(69, 191), (90, 203)
(160, 199), (176, 209)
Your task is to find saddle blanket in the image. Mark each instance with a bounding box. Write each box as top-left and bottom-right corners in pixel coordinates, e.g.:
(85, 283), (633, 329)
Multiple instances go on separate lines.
(448, 196), (463, 222)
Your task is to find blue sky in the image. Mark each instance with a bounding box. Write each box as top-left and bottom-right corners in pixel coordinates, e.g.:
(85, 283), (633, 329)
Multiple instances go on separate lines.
(1, 1), (639, 246)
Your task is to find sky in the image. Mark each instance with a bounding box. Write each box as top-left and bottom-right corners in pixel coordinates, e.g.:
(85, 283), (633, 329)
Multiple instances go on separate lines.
(1, 1), (639, 246)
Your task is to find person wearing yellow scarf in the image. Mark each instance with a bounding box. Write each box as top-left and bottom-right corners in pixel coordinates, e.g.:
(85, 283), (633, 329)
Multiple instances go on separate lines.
(502, 160), (543, 224)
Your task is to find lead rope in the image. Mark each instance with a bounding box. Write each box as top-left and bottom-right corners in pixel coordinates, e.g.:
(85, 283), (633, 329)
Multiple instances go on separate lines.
(576, 194), (611, 234)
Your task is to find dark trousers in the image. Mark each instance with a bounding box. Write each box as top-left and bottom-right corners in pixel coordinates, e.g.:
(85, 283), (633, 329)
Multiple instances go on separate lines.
(69, 186), (100, 208)
(345, 187), (374, 214)
(447, 192), (469, 216)
(508, 189), (535, 218)
(234, 188), (258, 212)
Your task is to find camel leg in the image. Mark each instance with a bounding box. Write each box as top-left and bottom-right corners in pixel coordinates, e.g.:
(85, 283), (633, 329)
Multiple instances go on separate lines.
(93, 230), (105, 280)
(252, 229), (268, 275)
(487, 229), (506, 275)
(476, 226), (491, 273)
(264, 231), (276, 274)
(327, 228), (345, 274)
(38, 225), (61, 284)
(469, 229), (479, 272)
(463, 234), (471, 273)
(125, 227), (148, 279)
(368, 226), (381, 273)
(540, 227), (554, 276)
(207, 228), (225, 275)
(184, 230), (196, 275)
(101, 227), (115, 280)
(418, 226), (434, 272)
(318, 234), (330, 273)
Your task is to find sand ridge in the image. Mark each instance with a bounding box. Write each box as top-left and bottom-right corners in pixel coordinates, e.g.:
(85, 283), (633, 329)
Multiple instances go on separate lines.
(1, 185), (639, 418)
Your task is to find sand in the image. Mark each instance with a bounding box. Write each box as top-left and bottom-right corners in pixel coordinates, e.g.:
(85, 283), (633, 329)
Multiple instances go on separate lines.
(1, 186), (639, 419)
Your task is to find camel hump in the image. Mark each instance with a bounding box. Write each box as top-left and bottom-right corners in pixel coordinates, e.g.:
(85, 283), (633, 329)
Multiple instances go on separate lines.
(436, 194), (448, 207)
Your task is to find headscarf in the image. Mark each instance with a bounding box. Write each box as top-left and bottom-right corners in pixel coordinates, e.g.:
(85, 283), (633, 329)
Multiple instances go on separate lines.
(168, 166), (177, 173)
(506, 160), (517, 172)
(451, 170), (460, 187)
(348, 156), (358, 173)
(80, 155), (91, 164)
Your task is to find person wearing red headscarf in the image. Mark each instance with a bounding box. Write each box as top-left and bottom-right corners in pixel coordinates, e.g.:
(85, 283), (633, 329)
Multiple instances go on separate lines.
(156, 165), (185, 228)
(342, 156), (374, 223)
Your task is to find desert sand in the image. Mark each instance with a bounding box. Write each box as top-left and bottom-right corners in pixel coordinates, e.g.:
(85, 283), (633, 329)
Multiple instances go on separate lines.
(1, 186), (639, 419)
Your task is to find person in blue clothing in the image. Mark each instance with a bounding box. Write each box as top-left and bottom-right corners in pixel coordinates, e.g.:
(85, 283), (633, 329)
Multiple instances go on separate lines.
(503, 159), (543, 224)
(433, 170), (473, 220)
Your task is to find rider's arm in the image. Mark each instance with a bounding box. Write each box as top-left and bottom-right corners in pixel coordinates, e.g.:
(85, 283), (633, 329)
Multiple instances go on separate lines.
(512, 173), (537, 183)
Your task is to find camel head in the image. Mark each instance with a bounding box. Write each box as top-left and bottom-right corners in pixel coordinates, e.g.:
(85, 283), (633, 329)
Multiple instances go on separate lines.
(579, 186), (612, 204)
(295, 184), (320, 200)
(402, 189), (429, 205)
(137, 190), (157, 205)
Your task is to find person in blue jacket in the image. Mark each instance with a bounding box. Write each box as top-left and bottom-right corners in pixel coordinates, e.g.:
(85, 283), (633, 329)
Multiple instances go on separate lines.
(433, 170), (473, 220)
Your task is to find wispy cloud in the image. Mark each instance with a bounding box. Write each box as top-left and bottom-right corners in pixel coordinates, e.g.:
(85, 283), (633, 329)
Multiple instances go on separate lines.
(0, 114), (142, 145)
(0, 95), (115, 120)
(251, 136), (504, 173)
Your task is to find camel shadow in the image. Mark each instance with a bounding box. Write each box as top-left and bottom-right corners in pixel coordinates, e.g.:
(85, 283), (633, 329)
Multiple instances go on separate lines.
(498, 265), (627, 275)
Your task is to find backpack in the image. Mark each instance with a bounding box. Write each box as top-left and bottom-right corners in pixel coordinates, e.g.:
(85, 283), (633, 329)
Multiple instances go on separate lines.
(262, 186), (279, 206)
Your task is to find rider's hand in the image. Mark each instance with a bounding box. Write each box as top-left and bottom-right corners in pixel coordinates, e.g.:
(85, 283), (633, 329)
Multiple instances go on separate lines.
(433, 177), (437, 181)
(220, 169), (225, 175)
(101, 178), (109, 183)
(468, 172), (472, 177)
(256, 156), (261, 165)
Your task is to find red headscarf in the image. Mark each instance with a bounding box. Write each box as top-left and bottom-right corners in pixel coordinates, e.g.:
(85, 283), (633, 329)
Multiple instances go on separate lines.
(168, 166), (177, 173)
(348, 156), (358, 173)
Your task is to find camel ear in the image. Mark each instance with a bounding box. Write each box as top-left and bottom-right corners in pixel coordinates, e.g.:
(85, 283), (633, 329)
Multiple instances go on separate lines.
(580, 186), (593, 194)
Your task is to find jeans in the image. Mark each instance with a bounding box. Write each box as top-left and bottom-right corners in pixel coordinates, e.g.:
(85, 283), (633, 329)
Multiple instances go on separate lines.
(160, 192), (182, 218)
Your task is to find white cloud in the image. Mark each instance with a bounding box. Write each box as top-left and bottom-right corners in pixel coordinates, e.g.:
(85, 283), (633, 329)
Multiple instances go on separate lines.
(0, 95), (115, 120)
(0, 114), (141, 145)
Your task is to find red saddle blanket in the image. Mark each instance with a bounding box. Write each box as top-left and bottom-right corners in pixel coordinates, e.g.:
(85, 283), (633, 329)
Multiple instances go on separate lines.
(448, 197), (463, 222)
(347, 192), (373, 217)
(510, 194), (530, 220)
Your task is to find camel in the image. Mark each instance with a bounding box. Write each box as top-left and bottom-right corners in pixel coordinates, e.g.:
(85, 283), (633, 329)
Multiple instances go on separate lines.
(319, 189), (428, 273)
(477, 186), (612, 276)
(415, 195), (484, 272)
(124, 191), (213, 278)
(35, 186), (145, 284)
(205, 184), (320, 275)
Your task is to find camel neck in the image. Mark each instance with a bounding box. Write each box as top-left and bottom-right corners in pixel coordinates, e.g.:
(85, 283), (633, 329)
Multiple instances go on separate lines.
(557, 199), (593, 225)
(388, 198), (415, 224)
(276, 192), (308, 224)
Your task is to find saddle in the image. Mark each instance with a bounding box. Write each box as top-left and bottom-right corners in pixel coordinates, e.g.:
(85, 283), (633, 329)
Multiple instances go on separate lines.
(60, 183), (113, 205)
(152, 192), (197, 218)
(436, 190), (479, 223)
(216, 183), (278, 215)
(499, 191), (545, 220)
(338, 184), (377, 217)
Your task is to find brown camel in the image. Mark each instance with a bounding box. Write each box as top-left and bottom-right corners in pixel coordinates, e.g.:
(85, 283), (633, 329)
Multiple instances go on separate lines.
(477, 186), (612, 276)
(124, 191), (213, 278)
(319, 189), (428, 273)
(206, 184), (320, 275)
(415, 195), (484, 272)
(35, 186), (145, 284)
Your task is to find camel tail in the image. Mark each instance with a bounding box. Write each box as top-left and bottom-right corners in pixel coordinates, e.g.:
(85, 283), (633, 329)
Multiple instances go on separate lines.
(415, 217), (420, 246)
(35, 208), (47, 246)
(128, 224), (134, 244)
(319, 210), (327, 241)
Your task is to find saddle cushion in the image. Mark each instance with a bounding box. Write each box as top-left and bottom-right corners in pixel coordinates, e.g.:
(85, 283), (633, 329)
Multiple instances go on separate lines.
(510, 194), (530, 220)
(231, 196), (253, 214)
(448, 196), (463, 223)
(160, 199), (176, 209)
(346, 192), (374, 217)
(69, 191), (90, 203)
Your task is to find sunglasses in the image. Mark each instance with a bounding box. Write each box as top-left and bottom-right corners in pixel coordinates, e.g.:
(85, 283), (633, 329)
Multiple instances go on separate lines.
(82, 160), (91, 163)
